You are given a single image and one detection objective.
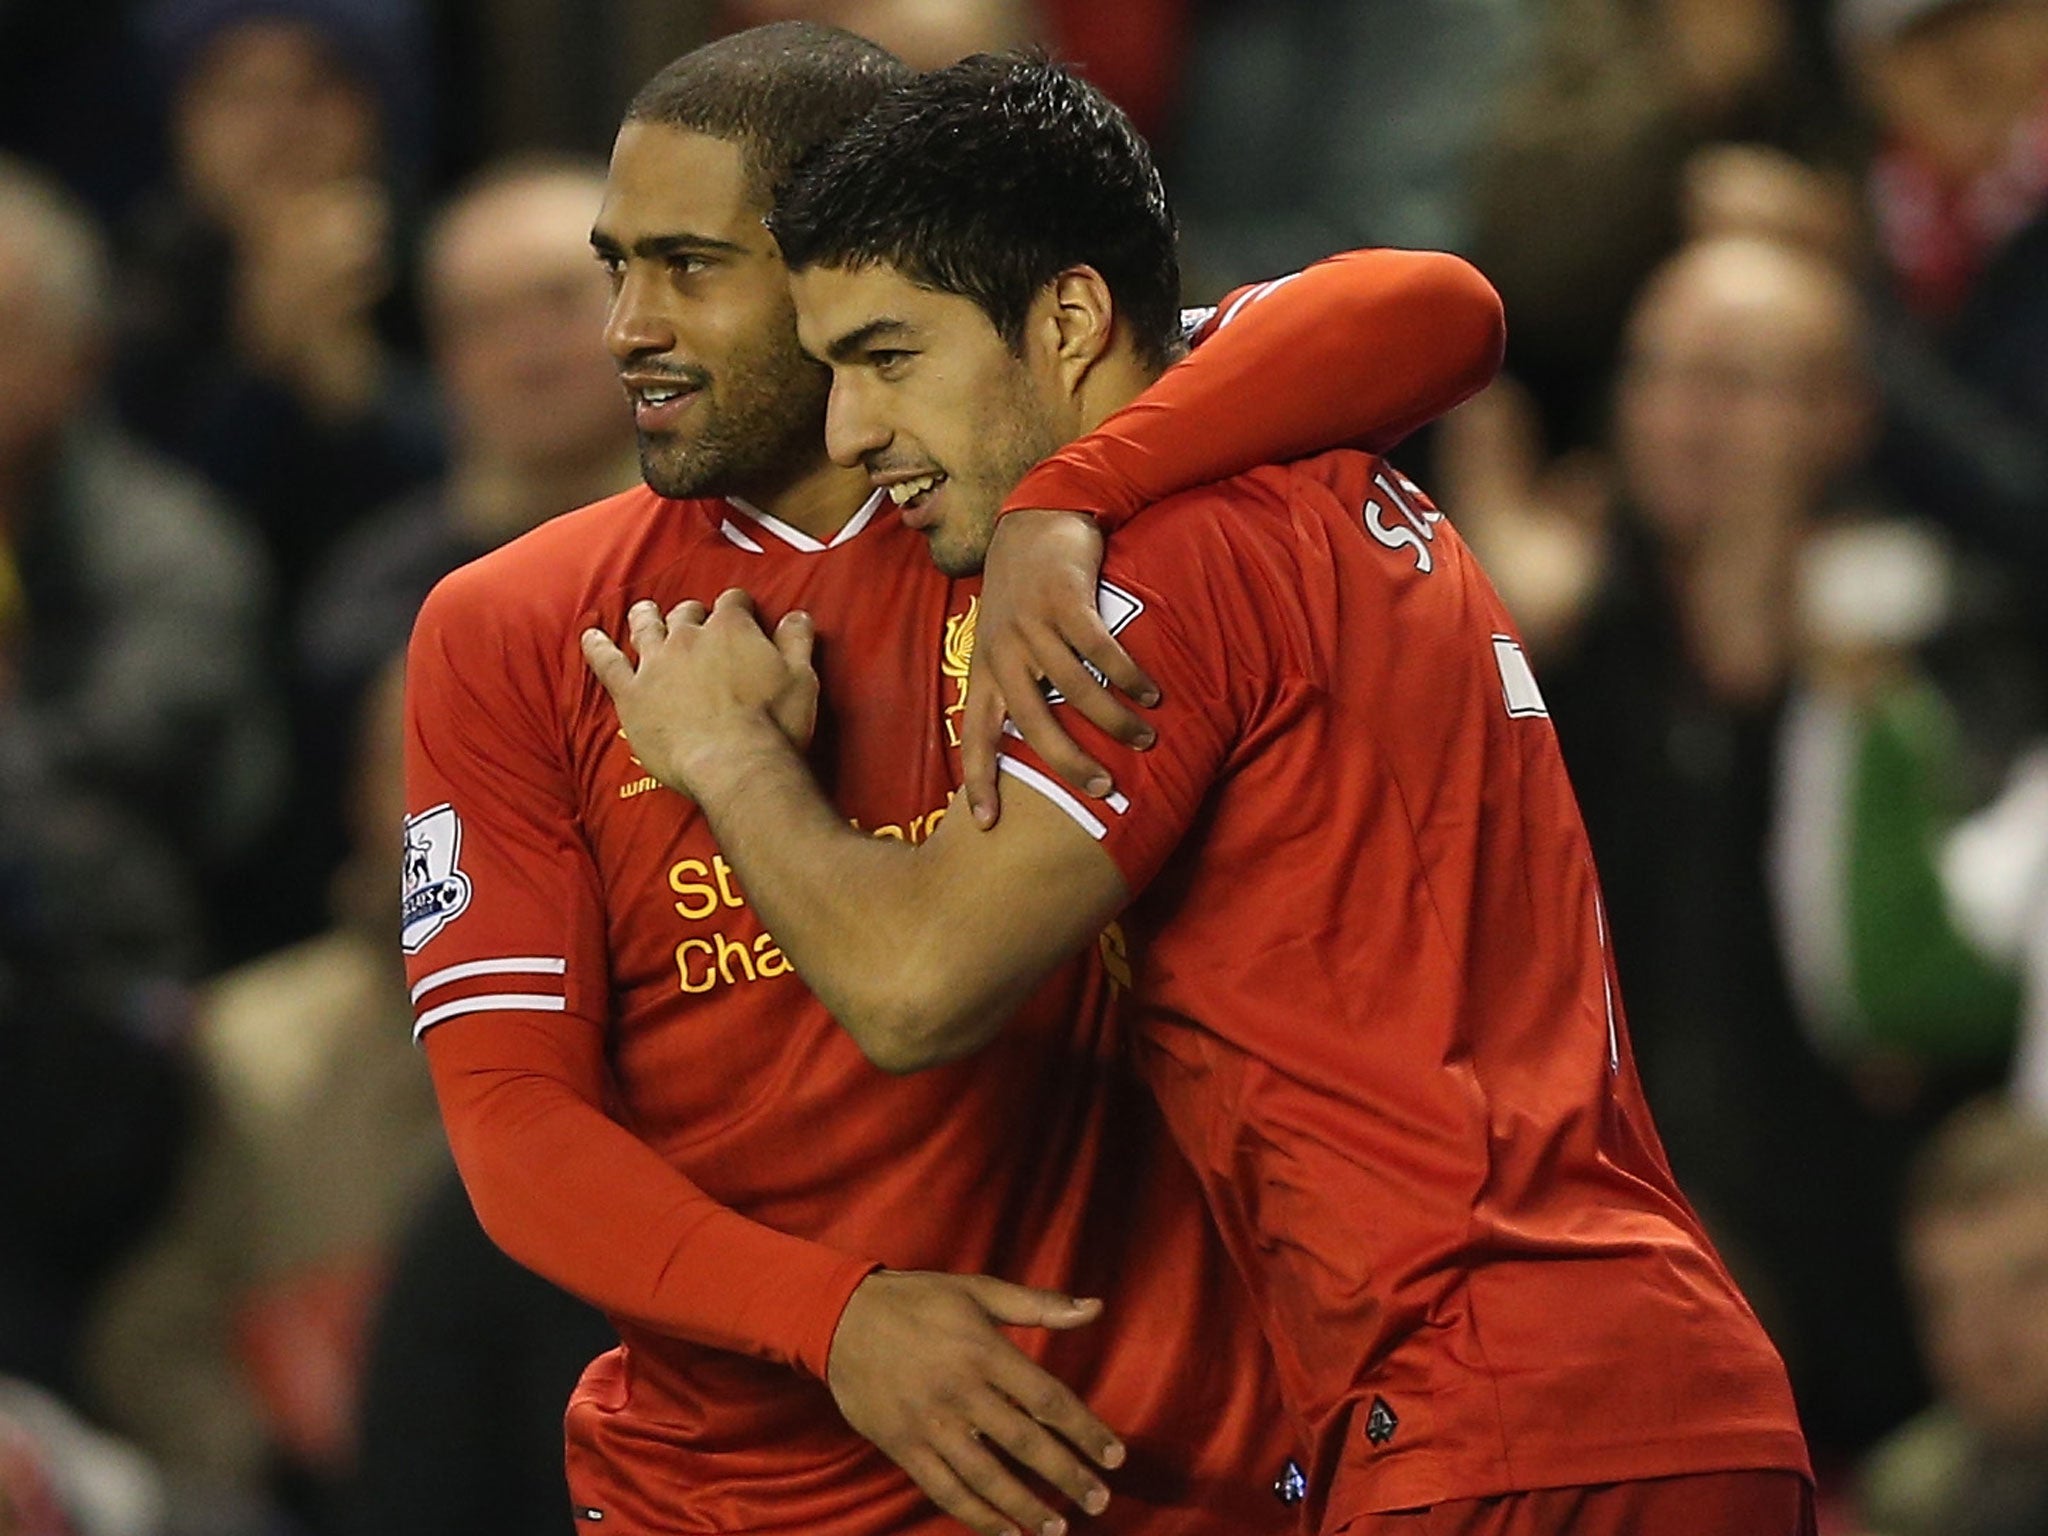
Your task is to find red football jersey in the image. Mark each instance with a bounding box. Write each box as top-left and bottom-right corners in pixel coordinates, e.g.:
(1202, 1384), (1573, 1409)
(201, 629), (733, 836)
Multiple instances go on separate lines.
(997, 452), (1811, 1528)
(405, 489), (1297, 1535)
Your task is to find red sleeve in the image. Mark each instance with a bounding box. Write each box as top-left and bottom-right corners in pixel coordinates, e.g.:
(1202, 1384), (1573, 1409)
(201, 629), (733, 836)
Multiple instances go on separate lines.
(404, 564), (876, 1379)
(996, 495), (1257, 893)
(424, 1013), (876, 1380)
(1001, 248), (1505, 532)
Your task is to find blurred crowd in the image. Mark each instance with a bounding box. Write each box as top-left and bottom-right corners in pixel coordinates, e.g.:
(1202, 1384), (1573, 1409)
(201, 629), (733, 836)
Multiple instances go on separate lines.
(2, 0), (2047, 1532)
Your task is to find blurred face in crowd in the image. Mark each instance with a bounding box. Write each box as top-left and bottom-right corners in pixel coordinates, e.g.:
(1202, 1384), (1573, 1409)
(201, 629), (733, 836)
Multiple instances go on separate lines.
(593, 123), (829, 502)
(1616, 237), (1872, 549)
(0, 227), (97, 472)
(174, 18), (381, 224)
(426, 170), (628, 470)
(792, 260), (1066, 576)
(1656, 0), (1792, 121)
(1859, 1), (2048, 186)
(1908, 1184), (2048, 1448)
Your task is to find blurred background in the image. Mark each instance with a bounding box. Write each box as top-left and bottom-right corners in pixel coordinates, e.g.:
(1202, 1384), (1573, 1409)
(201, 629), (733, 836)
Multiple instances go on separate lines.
(3, 0), (2048, 1532)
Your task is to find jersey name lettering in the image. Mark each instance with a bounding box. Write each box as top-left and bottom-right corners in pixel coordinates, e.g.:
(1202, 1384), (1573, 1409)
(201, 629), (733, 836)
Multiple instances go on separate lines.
(1363, 470), (1442, 574)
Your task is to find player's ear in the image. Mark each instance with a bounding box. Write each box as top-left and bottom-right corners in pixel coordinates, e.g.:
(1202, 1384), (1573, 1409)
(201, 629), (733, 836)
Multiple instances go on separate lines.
(1045, 266), (1115, 386)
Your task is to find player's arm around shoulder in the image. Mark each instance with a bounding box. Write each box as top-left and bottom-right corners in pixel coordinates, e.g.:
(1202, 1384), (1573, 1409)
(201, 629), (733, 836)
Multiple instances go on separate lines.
(582, 591), (1130, 1074)
(847, 768), (1132, 1073)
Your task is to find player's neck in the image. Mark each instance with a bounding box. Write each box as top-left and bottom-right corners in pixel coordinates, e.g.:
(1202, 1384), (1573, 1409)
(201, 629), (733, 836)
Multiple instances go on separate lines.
(735, 455), (877, 544)
(1072, 351), (1164, 439)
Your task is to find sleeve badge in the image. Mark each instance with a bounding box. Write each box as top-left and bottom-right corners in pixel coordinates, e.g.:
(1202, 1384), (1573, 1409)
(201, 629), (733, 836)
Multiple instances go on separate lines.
(400, 803), (474, 953)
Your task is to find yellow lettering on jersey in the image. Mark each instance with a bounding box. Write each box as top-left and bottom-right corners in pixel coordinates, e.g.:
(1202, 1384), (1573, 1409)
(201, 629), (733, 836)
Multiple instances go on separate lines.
(711, 855), (745, 909)
(713, 930), (757, 986)
(616, 729), (660, 797)
(666, 803), (946, 997)
(675, 937), (718, 993)
(669, 859), (722, 921)
(753, 932), (791, 978)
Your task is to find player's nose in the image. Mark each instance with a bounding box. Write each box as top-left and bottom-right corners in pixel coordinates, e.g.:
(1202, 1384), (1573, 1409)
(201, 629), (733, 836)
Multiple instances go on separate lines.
(823, 375), (888, 469)
(603, 263), (676, 362)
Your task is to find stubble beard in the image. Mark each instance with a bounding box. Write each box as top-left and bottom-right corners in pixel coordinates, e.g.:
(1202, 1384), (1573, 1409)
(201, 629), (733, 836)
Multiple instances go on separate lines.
(636, 329), (830, 502)
(928, 386), (1063, 576)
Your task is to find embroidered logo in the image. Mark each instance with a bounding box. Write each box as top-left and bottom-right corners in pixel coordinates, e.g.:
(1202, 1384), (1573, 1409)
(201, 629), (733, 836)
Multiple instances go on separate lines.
(1364, 1395), (1399, 1447)
(1043, 580), (1146, 706)
(400, 804), (473, 953)
(1272, 1458), (1308, 1506)
(941, 595), (979, 747)
(616, 727), (659, 799)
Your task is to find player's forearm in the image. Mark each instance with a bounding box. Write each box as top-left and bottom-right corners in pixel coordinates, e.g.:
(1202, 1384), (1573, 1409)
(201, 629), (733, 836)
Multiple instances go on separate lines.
(684, 725), (1026, 1072)
(1003, 247), (1507, 529)
(425, 1014), (878, 1376)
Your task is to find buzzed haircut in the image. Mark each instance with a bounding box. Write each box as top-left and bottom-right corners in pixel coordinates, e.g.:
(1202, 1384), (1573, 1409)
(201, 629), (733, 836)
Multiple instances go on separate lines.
(769, 52), (1183, 369)
(624, 23), (912, 206)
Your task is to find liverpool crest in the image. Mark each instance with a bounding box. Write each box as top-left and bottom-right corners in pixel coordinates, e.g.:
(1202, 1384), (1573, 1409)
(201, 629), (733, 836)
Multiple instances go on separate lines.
(940, 596), (978, 748)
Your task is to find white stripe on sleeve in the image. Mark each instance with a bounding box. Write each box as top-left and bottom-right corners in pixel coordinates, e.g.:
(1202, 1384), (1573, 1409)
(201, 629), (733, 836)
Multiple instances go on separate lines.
(411, 955), (568, 1004)
(413, 991), (568, 1043)
(998, 755), (1108, 840)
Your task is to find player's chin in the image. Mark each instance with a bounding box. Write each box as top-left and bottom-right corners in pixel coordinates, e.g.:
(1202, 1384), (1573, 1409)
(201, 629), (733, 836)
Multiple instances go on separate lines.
(926, 526), (990, 579)
(637, 438), (713, 501)
(926, 503), (1000, 578)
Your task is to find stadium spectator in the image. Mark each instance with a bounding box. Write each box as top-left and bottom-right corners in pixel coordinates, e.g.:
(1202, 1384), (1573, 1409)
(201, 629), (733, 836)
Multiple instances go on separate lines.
(117, 0), (443, 604)
(1471, 0), (1856, 447)
(1841, 0), (2048, 592)
(288, 156), (632, 920)
(1770, 518), (2018, 1082)
(299, 155), (631, 751)
(84, 655), (445, 1534)
(0, 326), (199, 1410)
(0, 723), (196, 1410)
(1856, 1095), (2048, 1535)
(0, 153), (279, 894)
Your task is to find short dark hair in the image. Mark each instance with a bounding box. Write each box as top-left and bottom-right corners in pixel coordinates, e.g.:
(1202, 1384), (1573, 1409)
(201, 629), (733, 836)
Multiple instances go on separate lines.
(770, 53), (1182, 368)
(625, 23), (912, 205)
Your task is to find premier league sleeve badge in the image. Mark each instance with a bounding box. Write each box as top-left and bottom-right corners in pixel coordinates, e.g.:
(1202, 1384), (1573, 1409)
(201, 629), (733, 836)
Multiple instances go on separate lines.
(401, 803), (474, 953)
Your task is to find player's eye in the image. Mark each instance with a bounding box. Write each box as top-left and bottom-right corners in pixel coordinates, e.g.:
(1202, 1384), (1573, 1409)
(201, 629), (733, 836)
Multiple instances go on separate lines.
(869, 349), (915, 376)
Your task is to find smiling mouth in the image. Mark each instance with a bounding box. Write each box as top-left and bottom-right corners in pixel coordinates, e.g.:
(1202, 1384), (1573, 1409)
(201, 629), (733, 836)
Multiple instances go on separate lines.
(883, 472), (944, 511)
(624, 378), (705, 428)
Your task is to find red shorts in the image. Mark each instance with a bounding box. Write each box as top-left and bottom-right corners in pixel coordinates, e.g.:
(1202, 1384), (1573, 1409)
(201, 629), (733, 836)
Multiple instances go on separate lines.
(1334, 1470), (1815, 1536)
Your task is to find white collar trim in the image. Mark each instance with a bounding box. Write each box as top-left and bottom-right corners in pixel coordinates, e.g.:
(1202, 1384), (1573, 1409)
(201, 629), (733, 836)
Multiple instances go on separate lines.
(721, 490), (886, 554)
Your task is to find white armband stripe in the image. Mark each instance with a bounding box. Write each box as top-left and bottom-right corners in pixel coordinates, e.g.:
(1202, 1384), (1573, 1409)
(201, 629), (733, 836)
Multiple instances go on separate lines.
(412, 991), (568, 1043)
(998, 756), (1109, 841)
(410, 955), (568, 1004)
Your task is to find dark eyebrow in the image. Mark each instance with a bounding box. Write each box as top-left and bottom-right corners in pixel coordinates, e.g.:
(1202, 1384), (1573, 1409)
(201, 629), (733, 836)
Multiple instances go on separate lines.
(822, 317), (917, 365)
(588, 229), (751, 261)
